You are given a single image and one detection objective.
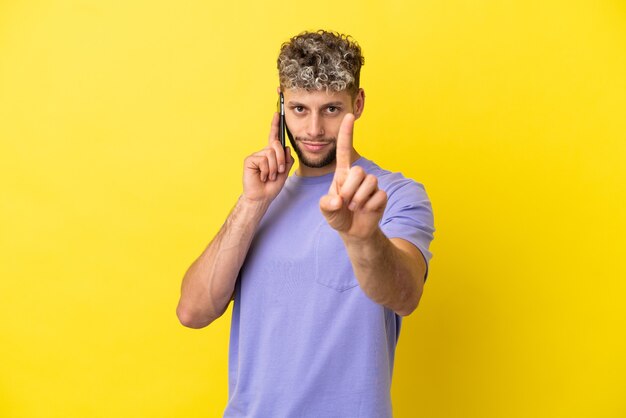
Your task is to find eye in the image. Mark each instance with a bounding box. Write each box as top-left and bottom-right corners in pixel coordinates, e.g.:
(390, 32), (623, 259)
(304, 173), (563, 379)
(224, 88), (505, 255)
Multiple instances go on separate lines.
(294, 106), (305, 113)
(327, 106), (338, 113)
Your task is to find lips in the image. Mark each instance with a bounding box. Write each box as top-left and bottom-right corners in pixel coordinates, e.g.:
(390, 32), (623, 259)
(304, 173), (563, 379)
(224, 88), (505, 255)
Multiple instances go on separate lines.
(300, 141), (330, 153)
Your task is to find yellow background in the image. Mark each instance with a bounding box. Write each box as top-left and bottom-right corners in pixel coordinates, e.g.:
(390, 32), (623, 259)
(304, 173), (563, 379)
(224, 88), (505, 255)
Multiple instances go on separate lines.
(1, 0), (625, 417)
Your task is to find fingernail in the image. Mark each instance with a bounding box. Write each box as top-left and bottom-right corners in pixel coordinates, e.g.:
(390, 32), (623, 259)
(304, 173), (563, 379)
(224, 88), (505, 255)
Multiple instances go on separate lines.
(279, 164), (285, 173)
(333, 196), (342, 207)
(271, 173), (276, 181)
(349, 201), (357, 211)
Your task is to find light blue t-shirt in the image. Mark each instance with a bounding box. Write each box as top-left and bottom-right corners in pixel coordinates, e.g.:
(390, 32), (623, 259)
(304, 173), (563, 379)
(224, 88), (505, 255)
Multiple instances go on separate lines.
(224, 157), (435, 418)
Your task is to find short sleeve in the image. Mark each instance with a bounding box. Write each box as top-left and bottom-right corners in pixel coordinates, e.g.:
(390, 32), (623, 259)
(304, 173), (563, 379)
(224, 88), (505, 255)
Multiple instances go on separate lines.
(379, 177), (435, 281)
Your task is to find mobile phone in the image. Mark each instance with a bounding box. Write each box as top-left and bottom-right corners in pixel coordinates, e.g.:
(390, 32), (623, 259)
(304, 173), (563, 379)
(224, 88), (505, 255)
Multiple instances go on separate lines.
(279, 92), (286, 148)
(279, 92), (294, 148)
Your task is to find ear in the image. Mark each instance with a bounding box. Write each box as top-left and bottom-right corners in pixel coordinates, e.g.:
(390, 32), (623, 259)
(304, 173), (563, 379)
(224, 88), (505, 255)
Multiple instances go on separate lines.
(353, 88), (365, 120)
(277, 86), (281, 94)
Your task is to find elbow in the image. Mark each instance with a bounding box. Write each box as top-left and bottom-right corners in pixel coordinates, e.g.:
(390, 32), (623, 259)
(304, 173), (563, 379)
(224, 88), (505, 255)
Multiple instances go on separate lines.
(395, 287), (423, 317)
(395, 299), (419, 317)
(176, 304), (214, 329)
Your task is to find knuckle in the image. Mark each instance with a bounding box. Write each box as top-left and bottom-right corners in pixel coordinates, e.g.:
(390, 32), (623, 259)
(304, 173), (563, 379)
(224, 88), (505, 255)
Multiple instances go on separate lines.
(246, 155), (260, 165)
(366, 174), (378, 187)
(340, 189), (354, 200)
(272, 145), (284, 159)
(352, 166), (365, 177)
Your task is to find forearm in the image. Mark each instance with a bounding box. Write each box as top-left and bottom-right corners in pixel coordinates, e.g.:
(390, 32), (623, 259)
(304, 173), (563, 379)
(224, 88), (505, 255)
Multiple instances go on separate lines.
(341, 228), (425, 316)
(176, 196), (269, 328)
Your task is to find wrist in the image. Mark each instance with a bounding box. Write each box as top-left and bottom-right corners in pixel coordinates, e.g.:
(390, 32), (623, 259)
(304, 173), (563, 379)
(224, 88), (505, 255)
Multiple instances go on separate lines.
(340, 227), (386, 249)
(237, 195), (271, 219)
(341, 227), (393, 270)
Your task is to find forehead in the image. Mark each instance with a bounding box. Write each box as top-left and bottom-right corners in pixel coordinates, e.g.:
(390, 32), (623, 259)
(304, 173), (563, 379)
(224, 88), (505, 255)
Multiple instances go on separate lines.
(283, 88), (352, 105)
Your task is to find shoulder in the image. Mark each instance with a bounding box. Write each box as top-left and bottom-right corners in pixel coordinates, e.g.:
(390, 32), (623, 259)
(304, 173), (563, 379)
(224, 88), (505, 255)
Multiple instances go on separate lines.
(358, 158), (436, 270)
(356, 157), (429, 204)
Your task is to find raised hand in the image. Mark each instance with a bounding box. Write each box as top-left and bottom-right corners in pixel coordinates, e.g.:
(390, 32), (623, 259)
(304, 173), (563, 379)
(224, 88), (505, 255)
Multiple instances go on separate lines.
(319, 113), (387, 240)
(242, 112), (295, 203)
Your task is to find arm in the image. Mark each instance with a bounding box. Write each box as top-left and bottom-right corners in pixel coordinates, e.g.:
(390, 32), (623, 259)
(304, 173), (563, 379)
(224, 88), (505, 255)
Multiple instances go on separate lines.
(341, 232), (427, 316)
(320, 114), (427, 316)
(176, 113), (294, 328)
(176, 197), (270, 328)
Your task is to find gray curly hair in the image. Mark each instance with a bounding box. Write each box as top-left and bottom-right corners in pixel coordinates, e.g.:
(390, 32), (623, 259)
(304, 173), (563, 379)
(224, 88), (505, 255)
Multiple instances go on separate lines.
(277, 30), (364, 97)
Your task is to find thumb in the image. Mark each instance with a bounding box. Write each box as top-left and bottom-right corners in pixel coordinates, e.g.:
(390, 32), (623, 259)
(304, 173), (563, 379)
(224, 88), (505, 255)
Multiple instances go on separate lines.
(319, 194), (343, 215)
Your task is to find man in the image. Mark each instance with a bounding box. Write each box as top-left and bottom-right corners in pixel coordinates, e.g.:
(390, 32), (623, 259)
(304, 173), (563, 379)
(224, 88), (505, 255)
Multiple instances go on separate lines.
(177, 30), (435, 417)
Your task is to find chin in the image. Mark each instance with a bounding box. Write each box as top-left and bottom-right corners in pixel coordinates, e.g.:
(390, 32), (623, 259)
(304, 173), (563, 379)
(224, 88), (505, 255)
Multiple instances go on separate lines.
(293, 141), (337, 169)
(299, 151), (336, 169)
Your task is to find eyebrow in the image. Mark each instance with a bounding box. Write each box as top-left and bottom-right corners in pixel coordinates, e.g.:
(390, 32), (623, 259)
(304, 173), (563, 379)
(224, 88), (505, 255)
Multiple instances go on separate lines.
(287, 101), (344, 108)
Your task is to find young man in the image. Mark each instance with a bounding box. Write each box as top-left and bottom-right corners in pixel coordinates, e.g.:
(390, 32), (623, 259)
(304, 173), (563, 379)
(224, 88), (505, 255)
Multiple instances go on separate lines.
(177, 30), (435, 417)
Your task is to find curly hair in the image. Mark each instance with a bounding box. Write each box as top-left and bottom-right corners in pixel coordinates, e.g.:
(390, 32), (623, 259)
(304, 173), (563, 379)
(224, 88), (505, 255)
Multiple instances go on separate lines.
(277, 30), (364, 97)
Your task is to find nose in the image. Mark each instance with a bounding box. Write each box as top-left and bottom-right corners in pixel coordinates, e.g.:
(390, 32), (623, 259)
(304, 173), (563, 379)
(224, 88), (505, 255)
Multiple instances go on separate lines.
(306, 113), (325, 138)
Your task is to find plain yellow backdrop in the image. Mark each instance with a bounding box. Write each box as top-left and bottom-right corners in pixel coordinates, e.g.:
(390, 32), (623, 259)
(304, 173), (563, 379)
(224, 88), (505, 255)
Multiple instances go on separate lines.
(1, 0), (625, 417)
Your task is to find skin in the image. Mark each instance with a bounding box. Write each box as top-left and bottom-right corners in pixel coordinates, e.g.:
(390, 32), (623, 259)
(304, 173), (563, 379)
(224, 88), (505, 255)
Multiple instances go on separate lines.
(282, 87), (364, 176)
(176, 87), (427, 329)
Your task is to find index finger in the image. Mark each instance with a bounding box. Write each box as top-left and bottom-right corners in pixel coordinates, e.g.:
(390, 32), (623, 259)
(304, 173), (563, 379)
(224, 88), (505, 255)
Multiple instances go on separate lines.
(336, 113), (355, 170)
(267, 112), (286, 172)
(268, 112), (280, 146)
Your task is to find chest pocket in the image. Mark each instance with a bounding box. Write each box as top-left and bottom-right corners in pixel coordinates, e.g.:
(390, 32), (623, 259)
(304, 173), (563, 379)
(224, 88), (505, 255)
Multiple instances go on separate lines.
(314, 221), (359, 292)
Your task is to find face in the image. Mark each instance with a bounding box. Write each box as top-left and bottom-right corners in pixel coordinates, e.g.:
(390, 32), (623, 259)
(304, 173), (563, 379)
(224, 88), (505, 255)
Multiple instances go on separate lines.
(282, 88), (364, 174)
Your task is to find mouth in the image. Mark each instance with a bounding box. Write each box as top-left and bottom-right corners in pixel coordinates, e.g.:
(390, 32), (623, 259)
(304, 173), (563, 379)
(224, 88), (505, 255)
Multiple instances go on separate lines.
(299, 140), (331, 153)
